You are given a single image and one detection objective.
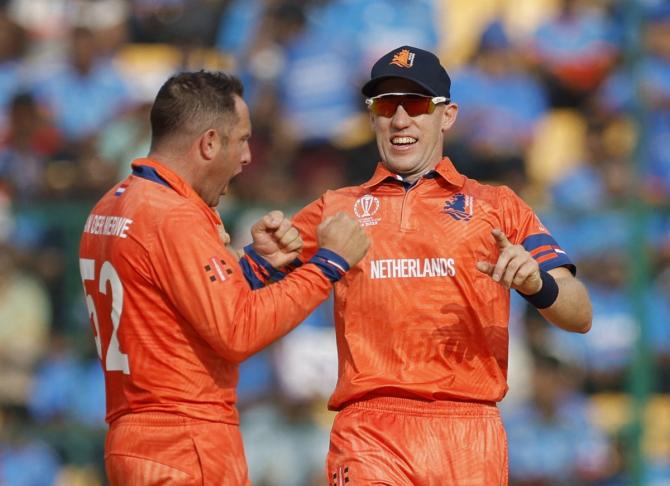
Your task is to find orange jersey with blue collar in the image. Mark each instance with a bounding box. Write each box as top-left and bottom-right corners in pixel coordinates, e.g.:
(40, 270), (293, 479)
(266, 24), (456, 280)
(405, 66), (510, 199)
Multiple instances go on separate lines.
(292, 157), (573, 409)
(79, 158), (335, 425)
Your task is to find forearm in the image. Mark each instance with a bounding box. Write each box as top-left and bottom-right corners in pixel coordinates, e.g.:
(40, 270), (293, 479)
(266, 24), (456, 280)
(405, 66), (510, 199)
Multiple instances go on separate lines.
(539, 270), (592, 333)
(201, 249), (348, 362)
(225, 263), (333, 361)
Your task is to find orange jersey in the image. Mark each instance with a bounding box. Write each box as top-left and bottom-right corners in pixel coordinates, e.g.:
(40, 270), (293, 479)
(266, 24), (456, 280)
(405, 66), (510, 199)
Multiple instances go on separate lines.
(79, 158), (335, 425)
(292, 158), (573, 409)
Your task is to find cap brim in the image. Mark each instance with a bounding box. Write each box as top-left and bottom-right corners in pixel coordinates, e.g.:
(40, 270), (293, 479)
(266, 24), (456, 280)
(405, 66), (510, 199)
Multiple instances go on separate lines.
(361, 75), (439, 97)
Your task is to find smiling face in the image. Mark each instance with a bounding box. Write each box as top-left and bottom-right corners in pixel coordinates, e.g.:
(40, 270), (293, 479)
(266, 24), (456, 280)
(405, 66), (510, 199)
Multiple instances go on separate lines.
(370, 78), (457, 183)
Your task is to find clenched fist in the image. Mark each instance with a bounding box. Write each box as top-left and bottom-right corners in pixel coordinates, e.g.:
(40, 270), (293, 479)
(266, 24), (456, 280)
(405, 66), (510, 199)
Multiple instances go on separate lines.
(251, 210), (303, 268)
(317, 212), (370, 267)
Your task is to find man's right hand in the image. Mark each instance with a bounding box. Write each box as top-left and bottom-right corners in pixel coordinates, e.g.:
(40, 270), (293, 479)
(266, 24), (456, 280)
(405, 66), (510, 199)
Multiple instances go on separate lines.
(317, 212), (370, 267)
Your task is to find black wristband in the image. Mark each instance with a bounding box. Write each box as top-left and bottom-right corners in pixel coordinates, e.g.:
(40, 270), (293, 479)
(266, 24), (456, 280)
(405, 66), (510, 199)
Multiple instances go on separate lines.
(518, 270), (559, 309)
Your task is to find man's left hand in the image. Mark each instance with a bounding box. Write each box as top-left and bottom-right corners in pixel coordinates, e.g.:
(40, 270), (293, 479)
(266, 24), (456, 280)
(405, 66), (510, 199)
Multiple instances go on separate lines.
(251, 210), (303, 268)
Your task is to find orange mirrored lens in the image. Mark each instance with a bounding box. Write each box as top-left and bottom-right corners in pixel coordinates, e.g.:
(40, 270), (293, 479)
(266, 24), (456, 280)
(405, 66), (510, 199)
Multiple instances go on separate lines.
(370, 95), (434, 117)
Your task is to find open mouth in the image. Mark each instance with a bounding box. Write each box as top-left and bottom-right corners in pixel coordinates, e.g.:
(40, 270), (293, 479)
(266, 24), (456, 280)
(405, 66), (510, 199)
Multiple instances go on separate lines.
(391, 136), (417, 146)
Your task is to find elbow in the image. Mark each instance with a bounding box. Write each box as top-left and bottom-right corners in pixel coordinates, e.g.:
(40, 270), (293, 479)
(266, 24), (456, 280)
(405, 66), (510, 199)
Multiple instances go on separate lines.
(574, 320), (592, 334)
(222, 347), (255, 364)
(560, 289), (593, 333)
(555, 318), (591, 334)
(213, 341), (255, 364)
(546, 304), (592, 333)
(571, 306), (593, 334)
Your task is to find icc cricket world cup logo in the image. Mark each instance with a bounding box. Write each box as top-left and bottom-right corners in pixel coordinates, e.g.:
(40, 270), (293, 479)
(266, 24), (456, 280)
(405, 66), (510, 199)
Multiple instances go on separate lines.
(354, 194), (381, 226)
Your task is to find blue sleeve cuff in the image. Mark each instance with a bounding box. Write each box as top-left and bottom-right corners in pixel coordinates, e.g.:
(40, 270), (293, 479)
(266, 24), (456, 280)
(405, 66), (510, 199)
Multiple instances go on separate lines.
(243, 244), (288, 282)
(239, 256), (266, 289)
(286, 257), (303, 270)
(308, 248), (350, 283)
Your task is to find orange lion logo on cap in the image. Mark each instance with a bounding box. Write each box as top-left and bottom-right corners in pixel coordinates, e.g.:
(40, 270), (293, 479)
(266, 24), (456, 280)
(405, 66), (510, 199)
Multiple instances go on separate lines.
(390, 48), (415, 68)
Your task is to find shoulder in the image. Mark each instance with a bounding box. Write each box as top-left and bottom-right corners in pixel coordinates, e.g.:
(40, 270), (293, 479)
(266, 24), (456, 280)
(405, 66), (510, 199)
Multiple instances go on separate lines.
(94, 180), (213, 240)
(293, 184), (375, 224)
(462, 178), (521, 206)
(460, 179), (536, 226)
(325, 184), (371, 199)
(150, 198), (213, 236)
(300, 185), (374, 209)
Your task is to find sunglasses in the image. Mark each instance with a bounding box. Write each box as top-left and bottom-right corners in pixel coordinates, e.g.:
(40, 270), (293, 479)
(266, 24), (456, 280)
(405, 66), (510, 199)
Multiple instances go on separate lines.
(365, 93), (449, 117)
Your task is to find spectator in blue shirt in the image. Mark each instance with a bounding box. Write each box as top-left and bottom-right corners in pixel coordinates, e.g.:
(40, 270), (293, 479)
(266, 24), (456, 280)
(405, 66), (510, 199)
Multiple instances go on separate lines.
(504, 352), (615, 485)
(450, 20), (548, 191)
(0, 12), (28, 132)
(524, 0), (620, 108)
(596, 5), (670, 200)
(30, 26), (133, 144)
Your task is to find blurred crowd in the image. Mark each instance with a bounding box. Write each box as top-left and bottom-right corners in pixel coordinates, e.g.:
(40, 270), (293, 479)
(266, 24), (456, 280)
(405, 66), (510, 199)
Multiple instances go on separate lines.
(0, 0), (669, 484)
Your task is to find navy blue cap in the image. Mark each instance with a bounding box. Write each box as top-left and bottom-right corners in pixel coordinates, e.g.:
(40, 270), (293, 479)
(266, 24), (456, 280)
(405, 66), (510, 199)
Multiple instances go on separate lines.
(361, 45), (451, 98)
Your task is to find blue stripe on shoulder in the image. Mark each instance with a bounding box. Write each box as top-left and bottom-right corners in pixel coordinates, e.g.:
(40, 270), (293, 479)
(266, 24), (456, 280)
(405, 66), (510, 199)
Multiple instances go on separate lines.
(522, 233), (558, 250)
(522, 233), (576, 275)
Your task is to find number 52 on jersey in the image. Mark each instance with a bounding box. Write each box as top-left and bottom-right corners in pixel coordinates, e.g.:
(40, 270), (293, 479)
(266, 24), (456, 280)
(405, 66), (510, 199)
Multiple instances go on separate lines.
(80, 258), (130, 374)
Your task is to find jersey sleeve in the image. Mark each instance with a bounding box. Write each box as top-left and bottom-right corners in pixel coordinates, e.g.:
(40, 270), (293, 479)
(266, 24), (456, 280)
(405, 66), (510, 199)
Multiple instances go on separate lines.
(498, 186), (576, 274)
(147, 203), (335, 363)
(237, 196), (327, 286)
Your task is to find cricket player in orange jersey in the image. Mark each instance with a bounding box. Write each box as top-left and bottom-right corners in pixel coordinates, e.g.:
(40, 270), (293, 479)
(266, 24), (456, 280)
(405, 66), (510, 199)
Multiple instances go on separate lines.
(78, 71), (369, 485)
(288, 46), (593, 485)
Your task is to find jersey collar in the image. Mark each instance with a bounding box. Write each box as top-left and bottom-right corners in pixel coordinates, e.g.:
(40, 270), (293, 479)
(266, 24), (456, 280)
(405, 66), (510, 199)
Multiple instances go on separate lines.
(130, 157), (222, 223)
(361, 157), (466, 189)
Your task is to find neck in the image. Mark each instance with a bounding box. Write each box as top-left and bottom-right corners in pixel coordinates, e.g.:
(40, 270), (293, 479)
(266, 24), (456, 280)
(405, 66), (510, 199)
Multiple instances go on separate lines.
(147, 148), (196, 187)
(392, 158), (441, 184)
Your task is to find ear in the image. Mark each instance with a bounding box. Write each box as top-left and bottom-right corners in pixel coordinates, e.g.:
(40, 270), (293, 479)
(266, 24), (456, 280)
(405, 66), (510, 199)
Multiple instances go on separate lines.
(199, 129), (220, 161)
(441, 103), (458, 133)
